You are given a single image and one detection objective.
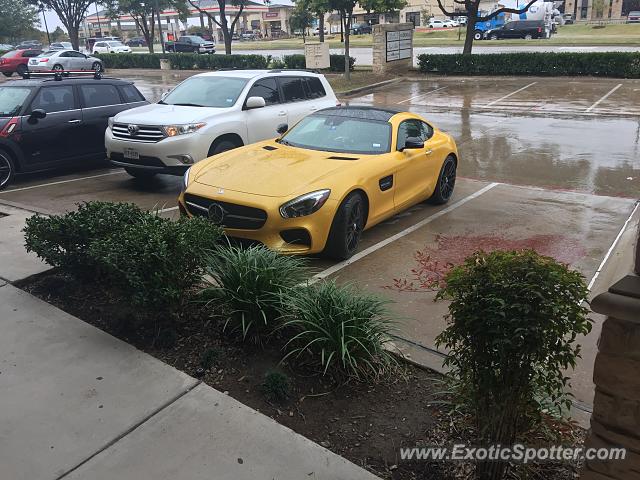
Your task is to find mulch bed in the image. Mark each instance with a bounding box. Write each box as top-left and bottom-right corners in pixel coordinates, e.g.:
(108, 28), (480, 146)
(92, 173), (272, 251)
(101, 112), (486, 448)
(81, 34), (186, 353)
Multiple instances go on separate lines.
(21, 271), (584, 480)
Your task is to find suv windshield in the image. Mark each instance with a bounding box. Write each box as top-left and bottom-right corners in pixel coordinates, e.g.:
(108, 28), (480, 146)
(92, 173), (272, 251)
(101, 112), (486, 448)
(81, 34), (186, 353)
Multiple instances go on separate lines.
(280, 114), (392, 155)
(161, 76), (248, 108)
(0, 87), (32, 117)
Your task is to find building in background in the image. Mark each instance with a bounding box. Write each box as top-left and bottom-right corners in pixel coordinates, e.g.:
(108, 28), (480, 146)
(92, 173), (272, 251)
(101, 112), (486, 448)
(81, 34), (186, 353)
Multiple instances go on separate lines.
(351, 0), (459, 27)
(563, 0), (624, 20)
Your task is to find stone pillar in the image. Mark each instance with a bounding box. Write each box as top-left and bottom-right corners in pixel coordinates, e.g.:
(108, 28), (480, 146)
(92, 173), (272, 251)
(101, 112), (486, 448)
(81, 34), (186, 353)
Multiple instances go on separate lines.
(372, 22), (413, 75)
(582, 225), (640, 479)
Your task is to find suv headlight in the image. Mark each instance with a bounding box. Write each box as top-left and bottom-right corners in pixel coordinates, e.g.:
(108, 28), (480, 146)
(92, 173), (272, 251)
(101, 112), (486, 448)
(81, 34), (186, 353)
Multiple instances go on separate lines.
(279, 189), (331, 219)
(164, 123), (206, 137)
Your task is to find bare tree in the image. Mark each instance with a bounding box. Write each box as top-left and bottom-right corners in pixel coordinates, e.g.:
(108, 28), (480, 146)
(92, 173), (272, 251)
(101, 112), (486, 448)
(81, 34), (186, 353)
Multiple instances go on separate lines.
(187, 0), (249, 55)
(29, 0), (93, 50)
(436, 0), (537, 55)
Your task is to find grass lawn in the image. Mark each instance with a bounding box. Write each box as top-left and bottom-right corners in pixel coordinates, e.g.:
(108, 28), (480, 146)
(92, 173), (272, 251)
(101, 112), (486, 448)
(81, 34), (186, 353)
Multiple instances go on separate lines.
(325, 70), (395, 94)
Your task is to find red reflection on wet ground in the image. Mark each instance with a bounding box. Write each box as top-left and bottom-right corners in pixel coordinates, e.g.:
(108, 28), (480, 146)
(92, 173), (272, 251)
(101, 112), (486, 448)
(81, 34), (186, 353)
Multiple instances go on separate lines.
(385, 232), (588, 292)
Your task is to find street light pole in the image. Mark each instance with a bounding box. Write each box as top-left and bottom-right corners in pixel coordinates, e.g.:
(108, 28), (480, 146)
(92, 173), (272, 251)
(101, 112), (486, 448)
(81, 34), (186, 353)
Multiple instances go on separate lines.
(156, 0), (165, 53)
(40, 4), (51, 44)
(95, 3), (103, 37)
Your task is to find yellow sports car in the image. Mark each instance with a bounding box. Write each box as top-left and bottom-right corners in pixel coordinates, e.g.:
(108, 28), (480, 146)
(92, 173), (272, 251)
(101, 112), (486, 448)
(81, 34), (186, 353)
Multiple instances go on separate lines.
(179, 106), (458, 260)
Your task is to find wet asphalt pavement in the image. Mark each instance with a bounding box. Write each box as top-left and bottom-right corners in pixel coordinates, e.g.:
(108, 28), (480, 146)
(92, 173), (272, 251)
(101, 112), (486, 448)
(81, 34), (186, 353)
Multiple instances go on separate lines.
(1, 70), (638, 419)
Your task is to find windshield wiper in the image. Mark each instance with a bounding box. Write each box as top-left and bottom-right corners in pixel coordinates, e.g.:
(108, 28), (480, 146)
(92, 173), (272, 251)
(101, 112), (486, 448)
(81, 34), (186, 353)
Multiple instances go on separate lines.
(157, 100), (166, 105)
(170, 102), (205, 107)
(277, 138), (291, 146)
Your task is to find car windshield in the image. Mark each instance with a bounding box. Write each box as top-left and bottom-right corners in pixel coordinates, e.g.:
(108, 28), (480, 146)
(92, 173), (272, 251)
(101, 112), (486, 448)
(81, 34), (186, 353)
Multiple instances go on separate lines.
(0, 87), (32, 117)
(1, 51), (16, 58)
(37, 51), (57, 57)
(107, 41), (124, 47)
(280, 114), (392, 155)
(161, 76), (248, 108)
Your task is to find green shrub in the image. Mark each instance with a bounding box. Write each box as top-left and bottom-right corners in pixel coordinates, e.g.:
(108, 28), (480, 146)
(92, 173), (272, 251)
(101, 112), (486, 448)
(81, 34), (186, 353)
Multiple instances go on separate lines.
(417, 52), (640, 78)
(261, 371), (290, 403)
(435, 250), (591, 478)
(96, 52), (271, 70)
(95, 53), (163, 69)
(282, 281), (395, 380)
(89, 215), (222, 313)
(199, 245), (307, 344)
(24, 202), (145, 278)
(282, 53), (355, 72)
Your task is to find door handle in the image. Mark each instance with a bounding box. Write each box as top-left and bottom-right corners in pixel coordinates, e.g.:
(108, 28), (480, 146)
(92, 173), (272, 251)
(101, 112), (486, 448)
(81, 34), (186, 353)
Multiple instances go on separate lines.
(425, 149), (433, 155)
(68, 119), (81, 124)
(278, 111), (286, 116)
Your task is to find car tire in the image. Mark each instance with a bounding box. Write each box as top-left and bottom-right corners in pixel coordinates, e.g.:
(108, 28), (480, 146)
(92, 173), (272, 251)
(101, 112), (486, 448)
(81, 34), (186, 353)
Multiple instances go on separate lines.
(208, 139), (240, 157)
(124, 167), (157, 180)
(0, 150), (16, 191)
(323, 192), (366, 261)
(524, 34), (533, 40)
(16, 64), (27, 76)
(428, 155), (457, 205)
(473, 30), (483, 40)
(2, 71), (12, 77)
(92, 62), (103, 72)
(53, 64), (64, 72)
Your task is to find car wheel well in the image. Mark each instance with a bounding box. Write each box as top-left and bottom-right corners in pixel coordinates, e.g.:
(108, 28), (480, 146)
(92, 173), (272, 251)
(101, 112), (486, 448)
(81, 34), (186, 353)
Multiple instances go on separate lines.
(209, 134), (244, 154)
(344, 188), (369, 225)
(0, 146), (20, 172)
(448, 153), (458, 167)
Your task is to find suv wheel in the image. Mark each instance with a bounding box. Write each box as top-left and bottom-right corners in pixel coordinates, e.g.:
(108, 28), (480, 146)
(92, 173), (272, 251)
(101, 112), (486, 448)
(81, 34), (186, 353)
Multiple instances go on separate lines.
(92, 62), (103, 72)
(473, 30), (483, 40)
(0, 150), (16, 190)
(208, 138), (241, 156)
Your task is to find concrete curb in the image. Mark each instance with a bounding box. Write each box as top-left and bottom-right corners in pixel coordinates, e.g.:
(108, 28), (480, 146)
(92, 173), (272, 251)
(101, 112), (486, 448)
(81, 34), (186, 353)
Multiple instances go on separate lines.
(338, 78), (404, 97)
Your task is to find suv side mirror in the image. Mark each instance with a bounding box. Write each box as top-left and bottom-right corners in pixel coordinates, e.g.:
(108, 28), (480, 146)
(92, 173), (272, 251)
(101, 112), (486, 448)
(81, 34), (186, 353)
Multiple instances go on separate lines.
(245, 96), (266, 109)
(402, 136), (424, 150)
(29, 109), (47, 121)
(276, 123), (288, 135)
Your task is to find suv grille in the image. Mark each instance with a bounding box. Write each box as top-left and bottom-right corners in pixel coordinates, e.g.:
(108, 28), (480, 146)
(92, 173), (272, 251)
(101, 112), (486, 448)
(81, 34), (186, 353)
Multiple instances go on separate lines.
(184, 194), (267, 230)
(112, 123), (165, 143)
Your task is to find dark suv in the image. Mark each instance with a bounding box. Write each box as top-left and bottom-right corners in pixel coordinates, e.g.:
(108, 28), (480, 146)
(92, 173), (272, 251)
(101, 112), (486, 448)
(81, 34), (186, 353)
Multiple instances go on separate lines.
(0, 74), (148, 189)
(485, 20), (549, 40)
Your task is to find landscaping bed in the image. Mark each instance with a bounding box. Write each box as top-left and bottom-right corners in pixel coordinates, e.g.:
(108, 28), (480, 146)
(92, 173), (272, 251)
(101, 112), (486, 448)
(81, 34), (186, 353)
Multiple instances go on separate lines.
(21, 270), (584, 480)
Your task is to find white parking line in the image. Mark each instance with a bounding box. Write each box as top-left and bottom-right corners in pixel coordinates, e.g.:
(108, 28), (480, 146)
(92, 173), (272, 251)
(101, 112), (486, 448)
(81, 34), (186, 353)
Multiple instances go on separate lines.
(482, 82), (537, 108)
(156, 205), (179, 214)
(0, 171), (126, 194)
(398, 86), (448, 104)
(585, 83), (623, 113)
(309, 182), (500, 284)
(587, 200), (639, 291)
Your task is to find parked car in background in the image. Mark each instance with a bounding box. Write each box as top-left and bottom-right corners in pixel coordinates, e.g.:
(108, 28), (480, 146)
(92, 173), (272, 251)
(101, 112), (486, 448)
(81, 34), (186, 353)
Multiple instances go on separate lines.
(125, 37), (147, 47)
(106, 70), (339, 179)
(49, 42), (73, 51)
(562, 13), (574, 24)
(241, 31), (258, 40)
(92, 40), (132, 54)
(0, 44), (15, 51)
(179, 106), (458, 259)
(28, 50), (103, 73)
(17, 40), (42, 49)
(0, 74), (148, 190)
(85, 37), (120, 53)
(428, 18), (454, 28)
(0, 49), (41, 77)
(165, 35), (215, 53)
(313, 27), (329, 36)
(484, 20), (549, 39)
(628, 11), (640, 22)
(350, 23), (372, 34)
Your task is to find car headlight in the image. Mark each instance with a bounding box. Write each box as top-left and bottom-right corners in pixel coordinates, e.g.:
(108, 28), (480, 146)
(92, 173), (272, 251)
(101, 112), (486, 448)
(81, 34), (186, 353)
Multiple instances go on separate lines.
(182, 167), (190, 191)
(108, 117), (114, 129)
(164, 123), (206, 137)
(279, 189), (331, 219)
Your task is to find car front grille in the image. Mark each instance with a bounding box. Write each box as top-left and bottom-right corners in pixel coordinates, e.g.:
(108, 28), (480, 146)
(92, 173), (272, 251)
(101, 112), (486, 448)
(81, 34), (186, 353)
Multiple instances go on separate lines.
(112, 123), (165, 143)
(184, 194), (267, 230)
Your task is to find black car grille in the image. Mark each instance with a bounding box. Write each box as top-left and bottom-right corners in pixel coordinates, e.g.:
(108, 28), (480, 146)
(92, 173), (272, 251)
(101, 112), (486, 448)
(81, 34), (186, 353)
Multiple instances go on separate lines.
(184, 194), (267, 230)
(112, 123), (165, 143)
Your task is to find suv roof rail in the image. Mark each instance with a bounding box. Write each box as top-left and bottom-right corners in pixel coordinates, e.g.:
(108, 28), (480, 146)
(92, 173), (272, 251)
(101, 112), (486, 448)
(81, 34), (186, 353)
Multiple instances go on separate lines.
(20, 70), (104, 81)
(267, 68), (320, 74)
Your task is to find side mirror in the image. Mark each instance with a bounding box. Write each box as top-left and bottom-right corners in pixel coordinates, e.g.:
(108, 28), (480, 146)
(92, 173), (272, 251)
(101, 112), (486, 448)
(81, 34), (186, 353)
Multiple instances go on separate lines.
(29, 109), (47, 121)
(276, 123), (288, 135)
(402, 136), (424, 150)
(245, 96), (266, 109)
(160, 91), (170, 101)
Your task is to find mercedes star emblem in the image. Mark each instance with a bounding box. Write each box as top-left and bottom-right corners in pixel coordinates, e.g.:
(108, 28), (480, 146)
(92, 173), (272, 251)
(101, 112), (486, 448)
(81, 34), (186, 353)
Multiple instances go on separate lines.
(207, 203), (226, 225)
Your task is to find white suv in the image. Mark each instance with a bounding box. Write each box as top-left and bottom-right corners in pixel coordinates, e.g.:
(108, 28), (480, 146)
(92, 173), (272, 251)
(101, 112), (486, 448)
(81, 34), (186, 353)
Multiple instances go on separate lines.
(105, 70), (339, 178)
(93, 40), (132, 54)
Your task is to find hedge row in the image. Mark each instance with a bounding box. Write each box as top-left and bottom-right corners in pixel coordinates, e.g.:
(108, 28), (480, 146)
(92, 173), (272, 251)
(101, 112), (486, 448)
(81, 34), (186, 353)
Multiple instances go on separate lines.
(95, 52), (355, 72)
(417, 52), (640, 78)
(95, 52), (270, 70)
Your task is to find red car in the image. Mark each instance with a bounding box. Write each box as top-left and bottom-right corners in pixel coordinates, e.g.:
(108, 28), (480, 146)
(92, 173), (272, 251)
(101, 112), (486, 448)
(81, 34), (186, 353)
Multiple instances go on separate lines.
(0, 49), (42, 77)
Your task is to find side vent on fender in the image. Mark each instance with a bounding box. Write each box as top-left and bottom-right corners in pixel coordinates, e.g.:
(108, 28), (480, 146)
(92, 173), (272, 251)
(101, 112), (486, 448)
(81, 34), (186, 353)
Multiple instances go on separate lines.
(379, 175), (393, 192)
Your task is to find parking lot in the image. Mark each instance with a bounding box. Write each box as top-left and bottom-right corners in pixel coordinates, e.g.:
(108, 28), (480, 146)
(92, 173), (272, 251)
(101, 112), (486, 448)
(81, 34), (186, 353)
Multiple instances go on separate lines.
(1, 72), (638, 418)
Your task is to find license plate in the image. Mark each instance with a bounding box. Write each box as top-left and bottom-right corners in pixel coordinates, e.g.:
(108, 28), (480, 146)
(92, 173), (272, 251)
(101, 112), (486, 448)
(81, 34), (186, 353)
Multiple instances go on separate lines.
(123, 148), (139, 160)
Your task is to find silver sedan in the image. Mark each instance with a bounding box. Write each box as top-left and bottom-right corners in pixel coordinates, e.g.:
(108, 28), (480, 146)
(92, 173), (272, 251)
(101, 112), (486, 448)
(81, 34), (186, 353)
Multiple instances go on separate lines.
(28, 50), (103, 73)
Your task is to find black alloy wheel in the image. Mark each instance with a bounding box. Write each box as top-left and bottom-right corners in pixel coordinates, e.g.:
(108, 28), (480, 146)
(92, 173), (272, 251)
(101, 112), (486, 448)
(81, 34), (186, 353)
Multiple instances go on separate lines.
(324, 192), (366, 260)
(428, 155), (457, 205)
(0, 151), (15, 190)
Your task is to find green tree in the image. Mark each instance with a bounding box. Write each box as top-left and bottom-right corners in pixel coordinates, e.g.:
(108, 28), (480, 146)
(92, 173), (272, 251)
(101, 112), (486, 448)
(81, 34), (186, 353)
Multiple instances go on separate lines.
(29, 0), (93, 50)
(297, 0), (330, 41)
(289, 4), (314, 42)
(187, 0), (255, 55)
(50, 26), (69, 42)
(0, 0), (39, 43)
(436, 0), (537, 55)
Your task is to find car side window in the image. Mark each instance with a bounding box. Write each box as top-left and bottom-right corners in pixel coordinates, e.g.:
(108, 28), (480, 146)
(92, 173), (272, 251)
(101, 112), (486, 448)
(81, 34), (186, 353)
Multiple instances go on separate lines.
(22, 50), (40, 58)
(397, 119), (432, 151)
(119, 84), (145, 103)
(302, 77), (326, 99)
(69, 51), (85, 58)
(80, 84), (122, 108)
(279, 77), (306, 103)
(246, 78), (280, 105)
(30, 86), (75, 113)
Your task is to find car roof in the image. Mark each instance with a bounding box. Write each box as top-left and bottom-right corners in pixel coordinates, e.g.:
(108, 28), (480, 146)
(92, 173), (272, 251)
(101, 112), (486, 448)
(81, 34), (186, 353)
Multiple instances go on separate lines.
(194, 69), (323, 79)
(0, 76), (134, 87)
(312, 106), (402, 122)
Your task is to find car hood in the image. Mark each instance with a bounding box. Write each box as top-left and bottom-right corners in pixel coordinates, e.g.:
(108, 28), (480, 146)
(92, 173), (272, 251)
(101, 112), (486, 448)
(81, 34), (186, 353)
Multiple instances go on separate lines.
(113, 103), (228, 125)
(193, 142), (353, 198)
